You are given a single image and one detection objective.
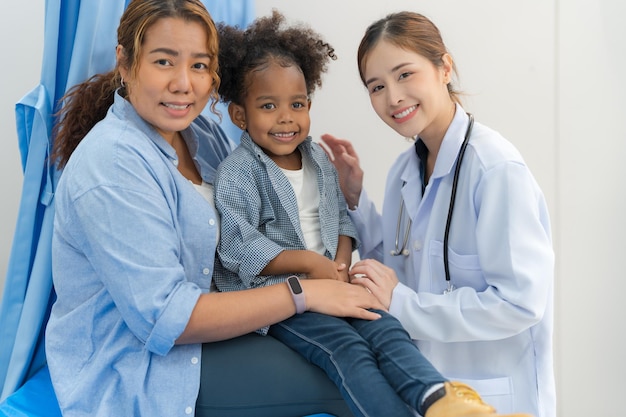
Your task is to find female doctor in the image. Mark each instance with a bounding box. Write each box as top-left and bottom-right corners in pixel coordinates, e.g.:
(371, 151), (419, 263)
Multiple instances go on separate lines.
(322, 12), (555, 417)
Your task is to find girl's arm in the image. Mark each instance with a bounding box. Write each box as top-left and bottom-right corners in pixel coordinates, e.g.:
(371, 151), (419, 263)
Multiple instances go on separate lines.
(261, 249), (346, 281)
(334, 235), (354, 282)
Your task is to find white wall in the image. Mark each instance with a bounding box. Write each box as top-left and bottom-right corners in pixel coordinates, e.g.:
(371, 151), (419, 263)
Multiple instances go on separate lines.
(1, 1), (624, 416)
(558, 1), (626, 416)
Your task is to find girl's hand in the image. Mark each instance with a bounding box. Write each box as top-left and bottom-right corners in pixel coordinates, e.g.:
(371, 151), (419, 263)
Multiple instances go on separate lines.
(305, 254), (346, 281)
(336, 262), (350, 283)
(301, 279), (385, 320)
(349, 258), (399, 310)
(319, 134), (364, 209)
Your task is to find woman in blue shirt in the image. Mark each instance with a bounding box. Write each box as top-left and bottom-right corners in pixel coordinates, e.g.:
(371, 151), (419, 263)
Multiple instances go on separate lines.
(45, 1), (383, 416)
(322, 12), (555, 417)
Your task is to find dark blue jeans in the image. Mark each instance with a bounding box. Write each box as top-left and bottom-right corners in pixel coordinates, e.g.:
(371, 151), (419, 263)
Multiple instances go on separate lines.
(268, 310), (447, 417)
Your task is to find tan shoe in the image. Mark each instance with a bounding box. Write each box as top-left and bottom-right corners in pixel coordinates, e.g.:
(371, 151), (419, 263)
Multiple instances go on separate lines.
(424, 382), (534, 417)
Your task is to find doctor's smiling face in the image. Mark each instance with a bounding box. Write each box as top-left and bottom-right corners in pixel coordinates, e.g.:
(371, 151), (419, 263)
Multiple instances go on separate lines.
(361, 39), (454, 144)
(357, 12), (461, 146)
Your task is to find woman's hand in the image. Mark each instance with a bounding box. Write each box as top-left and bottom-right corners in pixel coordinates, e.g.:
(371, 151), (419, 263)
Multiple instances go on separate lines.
(301, 279), (385, 321)
(320, 134), (364, 209)
(349, 258), (400, 310)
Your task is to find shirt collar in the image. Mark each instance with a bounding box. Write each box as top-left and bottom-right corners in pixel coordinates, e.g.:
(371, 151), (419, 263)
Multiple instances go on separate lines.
(239, 130), (313, 163)
(427, 103), (470, 180)
(111, 91), (200, 165)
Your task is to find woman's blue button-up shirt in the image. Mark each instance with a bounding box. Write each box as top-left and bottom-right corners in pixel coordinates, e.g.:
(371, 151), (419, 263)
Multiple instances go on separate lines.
(46, 93), (233, 416)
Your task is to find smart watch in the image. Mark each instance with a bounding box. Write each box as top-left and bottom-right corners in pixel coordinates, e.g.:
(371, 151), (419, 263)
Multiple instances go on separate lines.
(287, 275), (306, 314)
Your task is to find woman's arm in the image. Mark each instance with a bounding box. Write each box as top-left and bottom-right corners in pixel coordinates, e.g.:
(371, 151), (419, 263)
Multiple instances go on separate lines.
(177, 278), (384, 344)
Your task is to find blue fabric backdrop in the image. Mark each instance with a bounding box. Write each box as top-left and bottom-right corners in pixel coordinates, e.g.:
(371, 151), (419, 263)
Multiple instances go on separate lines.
(0, 0), (253, 401)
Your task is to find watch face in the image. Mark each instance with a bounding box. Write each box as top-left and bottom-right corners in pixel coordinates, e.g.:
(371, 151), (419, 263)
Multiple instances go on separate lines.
(289, 276), (303, 294)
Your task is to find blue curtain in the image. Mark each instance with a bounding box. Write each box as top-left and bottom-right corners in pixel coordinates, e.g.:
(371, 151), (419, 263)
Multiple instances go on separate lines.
(0, 0), (253, 401)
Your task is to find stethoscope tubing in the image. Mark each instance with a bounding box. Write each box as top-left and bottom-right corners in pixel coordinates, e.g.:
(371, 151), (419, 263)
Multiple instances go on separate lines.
(391, 113), (474, 293)
(443, 113), (474, 292)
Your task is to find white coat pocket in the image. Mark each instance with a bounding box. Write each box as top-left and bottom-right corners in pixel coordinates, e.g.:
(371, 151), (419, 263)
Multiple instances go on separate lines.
(428, 240), (484, 292)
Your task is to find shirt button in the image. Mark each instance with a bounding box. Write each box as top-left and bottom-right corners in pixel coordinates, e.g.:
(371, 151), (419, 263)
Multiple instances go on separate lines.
(413, 240), (423, 251)
(185, 406), (193, 414)
(191, 356), (199, 365)
(202, 268), (210, 275)
(208, 218), (215, 226)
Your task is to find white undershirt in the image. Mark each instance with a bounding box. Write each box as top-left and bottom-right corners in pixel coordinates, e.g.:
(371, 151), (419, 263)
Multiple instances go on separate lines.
(192, 181), (219, 241)
(280, 157), (324, 255)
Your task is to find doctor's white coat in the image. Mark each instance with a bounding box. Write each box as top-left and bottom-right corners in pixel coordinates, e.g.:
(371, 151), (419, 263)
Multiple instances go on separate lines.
(350, 107), (555, 417)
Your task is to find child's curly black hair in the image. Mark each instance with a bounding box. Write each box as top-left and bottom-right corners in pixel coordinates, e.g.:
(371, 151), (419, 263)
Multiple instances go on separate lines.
(217, 9), (337, 105)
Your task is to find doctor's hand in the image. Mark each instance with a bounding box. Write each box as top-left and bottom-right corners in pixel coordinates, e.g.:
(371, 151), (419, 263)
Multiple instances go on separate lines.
(349, 259), (399, 310)
(319, 134), (363, 209)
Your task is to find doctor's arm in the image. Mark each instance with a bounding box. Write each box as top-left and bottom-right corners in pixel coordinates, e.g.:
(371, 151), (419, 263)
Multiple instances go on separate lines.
(321, 134), (388, 261)
(356, 163), (554, 343)
(320, 134), (363, 209)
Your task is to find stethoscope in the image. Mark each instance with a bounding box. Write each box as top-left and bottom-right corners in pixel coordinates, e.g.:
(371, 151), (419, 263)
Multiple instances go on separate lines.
(390, 113), (474, 294)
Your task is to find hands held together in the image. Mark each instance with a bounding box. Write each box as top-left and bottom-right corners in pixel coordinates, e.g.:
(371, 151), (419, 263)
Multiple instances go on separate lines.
(304, 258), (400, 318)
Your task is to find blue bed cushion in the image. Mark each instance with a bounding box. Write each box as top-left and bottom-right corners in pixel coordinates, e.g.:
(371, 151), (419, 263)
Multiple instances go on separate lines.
(0, 366), (61, 417)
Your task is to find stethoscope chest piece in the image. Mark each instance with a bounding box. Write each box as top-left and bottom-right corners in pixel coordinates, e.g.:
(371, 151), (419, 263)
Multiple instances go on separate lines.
(443, 282), (455, 295)
(390, 198), (411, 256)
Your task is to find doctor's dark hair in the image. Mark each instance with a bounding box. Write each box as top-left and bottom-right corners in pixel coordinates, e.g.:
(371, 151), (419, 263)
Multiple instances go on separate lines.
(51, 0), (220, 169)
(217, 9), (336, 105)
(357, 11), (461, 105)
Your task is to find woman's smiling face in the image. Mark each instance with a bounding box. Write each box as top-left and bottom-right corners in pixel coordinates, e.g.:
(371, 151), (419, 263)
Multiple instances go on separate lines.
(362, 39), (454, 143)
(118, 17), (214, 144)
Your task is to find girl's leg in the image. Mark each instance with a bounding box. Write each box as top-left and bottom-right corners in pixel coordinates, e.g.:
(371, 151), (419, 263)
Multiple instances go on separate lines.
(269, 312), (415, 417)
(348, 310), (447, 413)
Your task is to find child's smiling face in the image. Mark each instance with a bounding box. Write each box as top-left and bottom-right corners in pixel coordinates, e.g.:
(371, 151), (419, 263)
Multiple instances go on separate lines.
(232, 61), (312, 169)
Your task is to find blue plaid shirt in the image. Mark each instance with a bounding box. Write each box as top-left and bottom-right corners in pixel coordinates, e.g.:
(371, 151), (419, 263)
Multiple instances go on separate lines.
(213, 132), (358, 308)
